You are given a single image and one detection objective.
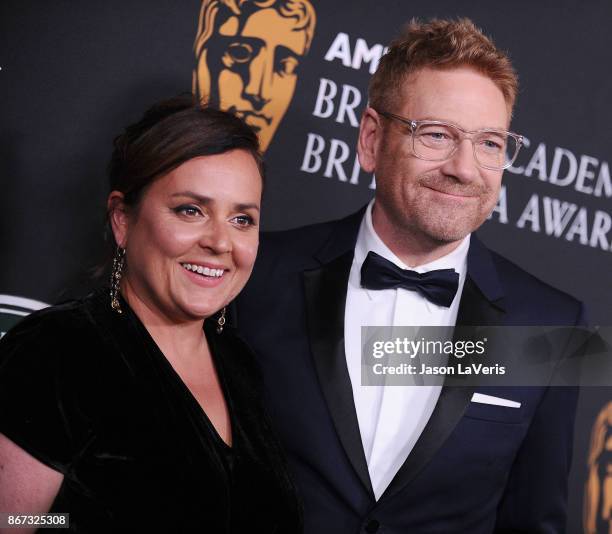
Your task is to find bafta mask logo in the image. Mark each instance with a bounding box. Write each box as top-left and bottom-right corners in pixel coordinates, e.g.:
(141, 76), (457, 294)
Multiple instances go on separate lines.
(585, 401), (612, 533)
(193, 0), (316, 152)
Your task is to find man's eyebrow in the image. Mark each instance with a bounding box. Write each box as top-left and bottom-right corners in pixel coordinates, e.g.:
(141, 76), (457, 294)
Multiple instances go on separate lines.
(171, 191), (260, 212)
(416, 117), (509, 131)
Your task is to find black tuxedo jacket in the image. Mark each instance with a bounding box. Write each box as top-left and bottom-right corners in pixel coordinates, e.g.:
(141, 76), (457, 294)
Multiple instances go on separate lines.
(235, 208), (585, 534)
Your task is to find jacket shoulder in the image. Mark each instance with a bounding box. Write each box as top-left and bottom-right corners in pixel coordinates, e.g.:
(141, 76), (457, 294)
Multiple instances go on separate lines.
(259, 219), (340, 260)
(237, 214), (358, 318)
(487, 248), (585, 324)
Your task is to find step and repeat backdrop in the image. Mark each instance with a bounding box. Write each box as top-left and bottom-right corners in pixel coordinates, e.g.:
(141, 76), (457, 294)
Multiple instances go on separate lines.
(1, 1), (611, 531)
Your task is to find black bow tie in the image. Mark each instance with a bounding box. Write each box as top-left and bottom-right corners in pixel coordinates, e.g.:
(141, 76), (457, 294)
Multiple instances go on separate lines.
(360, 251), (459, 308)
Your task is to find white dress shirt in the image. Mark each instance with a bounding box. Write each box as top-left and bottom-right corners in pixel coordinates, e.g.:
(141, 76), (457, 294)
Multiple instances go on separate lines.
(344, 200), (470, 499)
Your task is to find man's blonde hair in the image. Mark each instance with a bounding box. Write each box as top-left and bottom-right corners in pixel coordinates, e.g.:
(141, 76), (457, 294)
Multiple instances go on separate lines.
(369, 18), (518, 113)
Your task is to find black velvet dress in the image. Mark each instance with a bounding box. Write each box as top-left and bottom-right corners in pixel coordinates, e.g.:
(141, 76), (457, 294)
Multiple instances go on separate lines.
(0, 290), (301, 533)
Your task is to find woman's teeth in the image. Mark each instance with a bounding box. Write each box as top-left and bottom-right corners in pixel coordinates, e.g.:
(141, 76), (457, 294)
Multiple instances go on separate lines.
(181, 263), (224, 278)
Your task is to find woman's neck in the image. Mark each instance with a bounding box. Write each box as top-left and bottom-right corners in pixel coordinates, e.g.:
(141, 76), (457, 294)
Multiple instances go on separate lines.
(120, 279), (209, 364)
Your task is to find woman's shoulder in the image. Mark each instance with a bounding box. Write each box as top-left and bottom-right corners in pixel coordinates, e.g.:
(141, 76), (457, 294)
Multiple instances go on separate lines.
(0, 290), (112, 367)
(6, 295), (92, 331)
(0, 290), (116, 469)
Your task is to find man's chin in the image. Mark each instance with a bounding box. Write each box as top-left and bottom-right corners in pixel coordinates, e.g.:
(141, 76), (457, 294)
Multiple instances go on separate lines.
(406, 207), (485, 244)
(422, 217), (482, 244)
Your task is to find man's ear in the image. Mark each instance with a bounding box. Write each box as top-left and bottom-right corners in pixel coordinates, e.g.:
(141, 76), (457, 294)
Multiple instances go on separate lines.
(107, 191), (129, 248)
(357, 106), (383, 174)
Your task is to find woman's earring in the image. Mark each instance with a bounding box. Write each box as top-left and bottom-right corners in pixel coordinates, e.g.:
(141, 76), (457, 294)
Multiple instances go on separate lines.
(216, 307), (226, 334)
(110, 246), (125, 314)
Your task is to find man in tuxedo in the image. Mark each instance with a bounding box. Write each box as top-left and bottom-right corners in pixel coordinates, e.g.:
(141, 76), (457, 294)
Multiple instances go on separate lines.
(235, 18), (584, 533)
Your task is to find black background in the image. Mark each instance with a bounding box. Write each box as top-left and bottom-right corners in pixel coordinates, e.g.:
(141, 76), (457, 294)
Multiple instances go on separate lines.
(1, 2), (611, 531)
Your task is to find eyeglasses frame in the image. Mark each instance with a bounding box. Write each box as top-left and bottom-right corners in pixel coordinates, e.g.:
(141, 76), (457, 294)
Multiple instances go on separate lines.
(374, 109), (524, 171)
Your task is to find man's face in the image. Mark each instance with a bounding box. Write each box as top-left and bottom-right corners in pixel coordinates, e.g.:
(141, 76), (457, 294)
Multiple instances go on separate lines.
(196, 8), (307, 151)
(359, 67), (510, 248)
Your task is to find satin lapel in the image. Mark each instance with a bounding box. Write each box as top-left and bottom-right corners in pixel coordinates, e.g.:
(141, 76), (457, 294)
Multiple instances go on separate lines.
(303, 208), (374, 498)
(380, 236), (506, 501)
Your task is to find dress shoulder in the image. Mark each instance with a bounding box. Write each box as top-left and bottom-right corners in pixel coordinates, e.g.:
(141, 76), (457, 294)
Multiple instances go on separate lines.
(0, 294), (107, 471)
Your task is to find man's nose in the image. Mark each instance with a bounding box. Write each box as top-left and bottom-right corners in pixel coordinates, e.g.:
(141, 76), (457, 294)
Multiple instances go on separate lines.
(243, 49), (274, 108)
(440, 138), (480, 182)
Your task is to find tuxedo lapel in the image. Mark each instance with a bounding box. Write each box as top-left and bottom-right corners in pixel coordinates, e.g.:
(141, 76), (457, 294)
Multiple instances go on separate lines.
(303, 207), (374, 497)
(380, 234), (506, 501)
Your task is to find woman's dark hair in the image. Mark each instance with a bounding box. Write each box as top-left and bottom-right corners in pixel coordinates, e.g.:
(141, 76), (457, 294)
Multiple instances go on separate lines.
(108, 94), (264, 217)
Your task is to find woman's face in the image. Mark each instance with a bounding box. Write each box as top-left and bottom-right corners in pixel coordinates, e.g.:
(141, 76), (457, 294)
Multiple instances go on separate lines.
(111, 149), (262, 323)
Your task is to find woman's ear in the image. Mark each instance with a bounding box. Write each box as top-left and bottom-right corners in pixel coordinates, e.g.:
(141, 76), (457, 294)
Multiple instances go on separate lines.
(107, 191), (129, 248)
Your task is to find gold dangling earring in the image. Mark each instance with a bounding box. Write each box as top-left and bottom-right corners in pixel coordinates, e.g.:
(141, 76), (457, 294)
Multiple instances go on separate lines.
(216, 307), (226, 334)
(110, 246), (125, 314)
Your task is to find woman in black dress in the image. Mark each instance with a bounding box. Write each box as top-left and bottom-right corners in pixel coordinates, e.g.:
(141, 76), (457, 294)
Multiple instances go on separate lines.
(0, 96), (301, 533)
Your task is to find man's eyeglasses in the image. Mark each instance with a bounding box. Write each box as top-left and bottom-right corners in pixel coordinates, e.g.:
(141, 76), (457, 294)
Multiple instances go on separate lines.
(374, 109), (524, 171)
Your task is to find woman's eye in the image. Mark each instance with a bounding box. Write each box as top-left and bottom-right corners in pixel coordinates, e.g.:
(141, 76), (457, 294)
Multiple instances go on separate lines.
(232, 214), (255, 227)
(175, 205), (202, 217)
